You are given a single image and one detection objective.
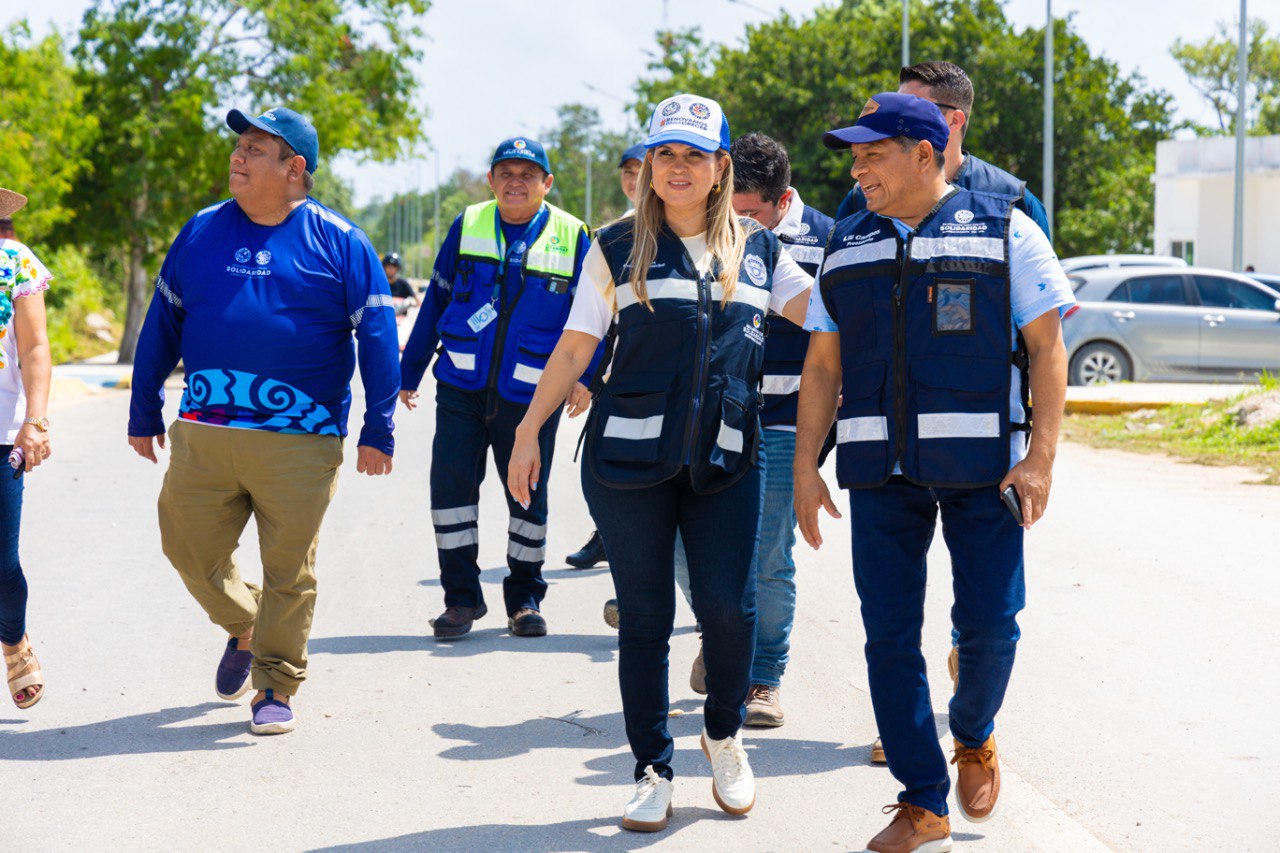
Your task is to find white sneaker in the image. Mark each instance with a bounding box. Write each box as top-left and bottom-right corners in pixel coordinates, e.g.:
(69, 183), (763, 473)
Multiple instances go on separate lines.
(701, 728), (755, 815)
(622, 766), (673, 832)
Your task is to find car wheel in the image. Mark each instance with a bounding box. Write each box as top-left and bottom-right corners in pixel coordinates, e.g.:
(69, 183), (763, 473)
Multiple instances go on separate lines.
(1070, 342), (1132, 386)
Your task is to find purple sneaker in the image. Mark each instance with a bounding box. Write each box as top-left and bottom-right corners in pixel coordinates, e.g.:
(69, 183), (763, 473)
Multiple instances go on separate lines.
(215, 638), (254, 700)
(250, 689), (295, 735)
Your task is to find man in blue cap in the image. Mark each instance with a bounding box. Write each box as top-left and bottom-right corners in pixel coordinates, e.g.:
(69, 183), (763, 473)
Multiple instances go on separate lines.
(835, 61), (1051, 242)
(794, 92), (1073, 853)
(129, 106), (401, 736)
(400, 136), (601, 640)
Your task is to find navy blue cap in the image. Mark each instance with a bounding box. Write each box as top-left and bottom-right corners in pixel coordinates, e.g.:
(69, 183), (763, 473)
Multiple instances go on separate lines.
(618, 143), (646, 168)
(822, 92), (949, 155)
(491, 137), (551, 174)
(645, 94), (731, 153)
(227, 107), (320, 173)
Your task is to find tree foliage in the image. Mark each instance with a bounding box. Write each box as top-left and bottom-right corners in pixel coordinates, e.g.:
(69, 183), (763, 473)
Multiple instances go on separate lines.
(632, 0), (1175, 256)
(0, 22), (99, 248)
(1172, 18), (1280, 136)
(71, 0), (429, 361)
(541, 103), (637, 229)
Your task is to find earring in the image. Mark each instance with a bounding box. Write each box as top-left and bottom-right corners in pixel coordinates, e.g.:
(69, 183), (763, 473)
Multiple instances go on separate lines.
(712, 182), (721, 194)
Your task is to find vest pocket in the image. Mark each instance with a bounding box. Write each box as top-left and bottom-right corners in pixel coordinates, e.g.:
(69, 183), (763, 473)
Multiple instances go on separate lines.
(709, 376), (757, 472)
(909, 356), (1006, 484)
(836, 360), (891, 480)
(932, 278), (975, 334)
(512, 330), (559, 387)
(596, 374), (670, 464)
(440, 331), (480, 373)
(834, 280), (877, 352)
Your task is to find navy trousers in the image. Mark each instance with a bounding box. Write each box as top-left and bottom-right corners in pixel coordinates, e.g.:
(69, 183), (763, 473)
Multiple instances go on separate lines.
(0, 451), (23, 646)
(430, 384), (560, 616)
(584, 463), (762, 781)
(848, 477), (1025, 815)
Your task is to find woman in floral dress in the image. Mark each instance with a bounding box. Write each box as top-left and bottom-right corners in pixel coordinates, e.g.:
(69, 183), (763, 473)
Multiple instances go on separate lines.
(0, 187), (54, 709)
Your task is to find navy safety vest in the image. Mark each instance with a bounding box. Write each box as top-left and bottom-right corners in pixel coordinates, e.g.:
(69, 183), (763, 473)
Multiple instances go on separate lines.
(433, 200), (588, 405)
(586, 218), (780, 493)
(820, 188), (1023, 489)
(764, 201), (833, 428)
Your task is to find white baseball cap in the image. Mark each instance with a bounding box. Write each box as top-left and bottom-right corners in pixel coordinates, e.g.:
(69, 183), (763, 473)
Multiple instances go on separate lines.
(645, 94), (731, 153)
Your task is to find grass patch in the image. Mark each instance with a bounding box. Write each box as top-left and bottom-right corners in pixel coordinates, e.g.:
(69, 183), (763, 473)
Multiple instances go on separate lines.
(41, 245), (122, 364)
(1061, 376), (1280, 484)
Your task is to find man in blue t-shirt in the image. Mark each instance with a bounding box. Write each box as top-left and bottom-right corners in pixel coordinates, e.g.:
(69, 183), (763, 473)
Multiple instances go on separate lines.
(128, 107), (400, 736)
(834, 61), (1052, 242)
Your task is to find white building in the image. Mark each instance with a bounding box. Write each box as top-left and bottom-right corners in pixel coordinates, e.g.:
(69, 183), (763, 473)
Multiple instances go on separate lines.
(1154, 134), (1280, 273)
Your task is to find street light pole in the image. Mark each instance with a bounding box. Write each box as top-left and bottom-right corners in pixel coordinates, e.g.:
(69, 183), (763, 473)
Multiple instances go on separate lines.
(585, 148), (593, 227)
(1233, 0), (1248, 272)
(902, 0), (909, 68)
(1043, 0), (1055, 238)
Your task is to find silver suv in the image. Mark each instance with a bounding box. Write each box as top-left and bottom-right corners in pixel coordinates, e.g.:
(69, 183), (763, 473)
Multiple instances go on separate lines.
(1063, 267), (1280, 385)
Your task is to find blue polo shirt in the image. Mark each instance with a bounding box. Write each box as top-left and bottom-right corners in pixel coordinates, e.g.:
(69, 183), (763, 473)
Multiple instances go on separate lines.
(129, 197), (401, 455)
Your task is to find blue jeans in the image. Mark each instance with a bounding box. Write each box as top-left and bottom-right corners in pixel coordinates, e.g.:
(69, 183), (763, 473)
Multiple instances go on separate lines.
(848, 477), (1024, 816)
(585, 464), (762, 781)
(0, 452), (25, 646)
(430, 384), (559, 616)
(751, 429), (798, 686)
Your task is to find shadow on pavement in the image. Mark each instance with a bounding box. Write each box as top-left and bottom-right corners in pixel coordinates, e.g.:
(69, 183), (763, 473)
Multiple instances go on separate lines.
(0, 702), (250, 760)
(310, 628), (636, 664)
(575, 737), (870, 787)
(308, 808), (733, 852)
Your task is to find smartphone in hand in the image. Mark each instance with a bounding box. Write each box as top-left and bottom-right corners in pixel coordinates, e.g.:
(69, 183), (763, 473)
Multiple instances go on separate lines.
(1000, 484), (1023, 526)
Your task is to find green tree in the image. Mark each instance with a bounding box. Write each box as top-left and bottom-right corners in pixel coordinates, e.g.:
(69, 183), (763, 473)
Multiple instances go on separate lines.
(632, 0), (1175, 257)
(541, 104), (637, 229)
(71, 0), (429, 362)
(1172, 19), (1280, 136)
(0, 22), (98, 247)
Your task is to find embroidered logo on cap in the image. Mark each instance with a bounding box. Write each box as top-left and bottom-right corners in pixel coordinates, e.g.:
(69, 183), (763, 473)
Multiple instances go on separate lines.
(514, 139), (527, 149)
(859, 98), (881, 118)
(689, 102), (711, 120)
(661, 101), (681, 117)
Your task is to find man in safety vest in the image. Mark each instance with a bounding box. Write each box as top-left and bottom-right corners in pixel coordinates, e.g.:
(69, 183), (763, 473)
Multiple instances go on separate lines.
(728, 132), (833, 728)
(400, 136), (601, 640)
(835, 61), (1051, 242)
(795, 94), (1073, 852)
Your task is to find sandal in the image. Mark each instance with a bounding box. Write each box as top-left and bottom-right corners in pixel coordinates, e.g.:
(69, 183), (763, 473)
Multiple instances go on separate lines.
(5, 634), (44, 709)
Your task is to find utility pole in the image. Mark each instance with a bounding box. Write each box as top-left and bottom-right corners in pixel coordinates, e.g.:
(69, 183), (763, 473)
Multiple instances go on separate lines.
(1233, 0), (1248, 272)
(585, 147), (593, 227)
(902, 0), (909, 68)
(1043, 0), (1055, 237)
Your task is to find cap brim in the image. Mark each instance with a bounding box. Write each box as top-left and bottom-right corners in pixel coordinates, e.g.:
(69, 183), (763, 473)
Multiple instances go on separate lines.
(491, 154), (549, 173)
(822, 125), (895, 150)
(0, 189), (28, 218)
(226, 109), (283, 140)
(645, 130), (721, 153)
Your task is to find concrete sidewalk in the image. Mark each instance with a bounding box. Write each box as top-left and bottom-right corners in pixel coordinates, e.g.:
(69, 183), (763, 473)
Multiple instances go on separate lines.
(7, 382), (1278, 850)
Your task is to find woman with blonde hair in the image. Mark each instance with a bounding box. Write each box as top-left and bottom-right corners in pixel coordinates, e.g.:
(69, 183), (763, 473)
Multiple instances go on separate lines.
(0, 188), (54, 710)
(509, 94), (812, 831)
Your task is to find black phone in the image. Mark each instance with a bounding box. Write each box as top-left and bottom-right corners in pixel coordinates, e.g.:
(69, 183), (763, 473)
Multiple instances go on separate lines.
(1000, 484), (1023, 526)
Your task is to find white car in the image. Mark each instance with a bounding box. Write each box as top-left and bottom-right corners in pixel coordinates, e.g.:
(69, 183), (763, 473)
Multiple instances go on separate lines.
(1060, 254), (1187, 274)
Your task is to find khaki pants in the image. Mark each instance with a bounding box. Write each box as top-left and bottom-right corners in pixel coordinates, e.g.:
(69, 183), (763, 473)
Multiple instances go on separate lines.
(158, 420), (342, 695)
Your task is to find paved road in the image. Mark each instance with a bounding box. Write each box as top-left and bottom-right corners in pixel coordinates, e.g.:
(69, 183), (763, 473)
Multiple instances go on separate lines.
(4, 379), (1277, 851)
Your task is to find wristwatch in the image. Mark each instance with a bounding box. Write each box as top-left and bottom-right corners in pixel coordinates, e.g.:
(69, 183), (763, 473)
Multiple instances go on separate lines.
(22, 417), (49, 433)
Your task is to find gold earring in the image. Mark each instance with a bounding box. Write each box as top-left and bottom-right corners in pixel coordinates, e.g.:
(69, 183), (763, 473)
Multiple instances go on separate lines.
(712, 182), (721, 194)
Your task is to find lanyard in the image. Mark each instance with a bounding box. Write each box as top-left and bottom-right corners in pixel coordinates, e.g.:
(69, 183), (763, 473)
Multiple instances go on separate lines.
(494, 204), (550, 280)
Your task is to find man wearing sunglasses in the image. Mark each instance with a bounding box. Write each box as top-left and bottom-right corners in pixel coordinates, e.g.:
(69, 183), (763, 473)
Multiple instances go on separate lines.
(835, 61), (1051, 243)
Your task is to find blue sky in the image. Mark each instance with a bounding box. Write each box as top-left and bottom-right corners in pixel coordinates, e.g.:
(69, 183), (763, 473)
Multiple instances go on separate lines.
(17, 0), (1280, 205)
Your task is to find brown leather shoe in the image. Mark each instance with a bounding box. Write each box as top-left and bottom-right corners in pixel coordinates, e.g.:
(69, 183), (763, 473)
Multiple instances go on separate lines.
(430, 603), (488, 640)
(689, 643), (707, 695)
(870, 736), (886, 764)
(947, 646), (959, 694)
(865, 803), (952, 852)
(951, 735), (1000, 823)
(743, 684), (784, 727)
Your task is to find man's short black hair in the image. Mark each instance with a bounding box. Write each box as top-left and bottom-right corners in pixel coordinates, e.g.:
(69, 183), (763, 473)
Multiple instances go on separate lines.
(899, 60), (974, 137)
(729, 133), (791, 203)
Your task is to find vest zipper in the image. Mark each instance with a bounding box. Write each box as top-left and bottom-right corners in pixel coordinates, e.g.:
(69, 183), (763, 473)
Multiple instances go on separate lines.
(684, 270), (713, 465)
(893, 235), (910, 471)
(486, 264), (524, 395)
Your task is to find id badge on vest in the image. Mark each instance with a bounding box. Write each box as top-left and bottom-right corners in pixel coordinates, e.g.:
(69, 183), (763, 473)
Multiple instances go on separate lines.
(467, 302), (498, 333)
